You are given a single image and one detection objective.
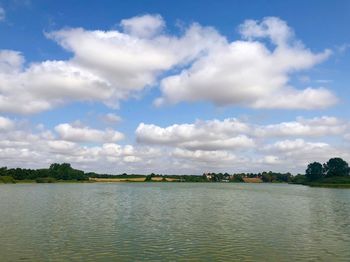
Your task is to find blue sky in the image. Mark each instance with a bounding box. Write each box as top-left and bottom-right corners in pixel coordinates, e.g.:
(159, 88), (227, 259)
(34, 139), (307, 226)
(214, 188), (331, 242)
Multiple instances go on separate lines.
(0, 0), (349, 174)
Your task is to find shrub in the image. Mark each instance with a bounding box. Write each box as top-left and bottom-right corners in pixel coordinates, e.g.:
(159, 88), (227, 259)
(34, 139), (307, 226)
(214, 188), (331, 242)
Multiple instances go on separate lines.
(35, 177), (57, 183)
(0, 176), (16, 183)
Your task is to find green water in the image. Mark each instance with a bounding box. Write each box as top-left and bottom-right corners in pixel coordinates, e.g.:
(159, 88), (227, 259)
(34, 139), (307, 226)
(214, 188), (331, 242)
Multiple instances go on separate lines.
(0, 183), (349, 261)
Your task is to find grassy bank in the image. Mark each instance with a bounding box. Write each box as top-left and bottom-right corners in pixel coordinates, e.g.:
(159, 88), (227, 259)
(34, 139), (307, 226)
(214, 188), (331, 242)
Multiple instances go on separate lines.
(89, 177), (146, 182)
(307, 183), (350, 188)
(295, 176), (350, 188)
(89, 177), (180, 182)
(0, 179), (94, 184)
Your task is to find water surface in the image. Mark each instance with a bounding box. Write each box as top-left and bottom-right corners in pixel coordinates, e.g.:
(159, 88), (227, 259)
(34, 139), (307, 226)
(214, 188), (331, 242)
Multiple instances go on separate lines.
(0, 183), (349, 261)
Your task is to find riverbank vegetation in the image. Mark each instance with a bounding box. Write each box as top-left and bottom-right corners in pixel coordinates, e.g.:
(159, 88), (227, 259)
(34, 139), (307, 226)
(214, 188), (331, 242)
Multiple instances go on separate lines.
(0, 158), (349, 187)
(293, 158), (350, 188)
(0, 163), (88, 183)
(0, 164), (295, 184)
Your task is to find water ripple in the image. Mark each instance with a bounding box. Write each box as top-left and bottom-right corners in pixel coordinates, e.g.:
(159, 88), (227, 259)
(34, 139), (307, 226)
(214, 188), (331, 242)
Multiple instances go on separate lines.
(0, 183), (349, 261)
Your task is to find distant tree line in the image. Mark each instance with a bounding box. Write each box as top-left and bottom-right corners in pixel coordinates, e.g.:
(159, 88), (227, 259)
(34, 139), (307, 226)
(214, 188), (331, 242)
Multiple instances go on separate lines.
(144, 173), (208, 182)
(202, 172), (292, 183)
(88, 173), (145, 179)
(1, 158), (349, 185)
(0, 163), (88, 183)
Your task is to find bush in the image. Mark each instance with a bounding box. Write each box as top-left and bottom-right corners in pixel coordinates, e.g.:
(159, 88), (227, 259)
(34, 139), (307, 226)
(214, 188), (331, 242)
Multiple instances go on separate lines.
(317, 176), (350, 184)
(0, 176), (16, 183)
(35, 177), (57, 183)
(291, 174), (307, 184)
(231, 174), (244, 182)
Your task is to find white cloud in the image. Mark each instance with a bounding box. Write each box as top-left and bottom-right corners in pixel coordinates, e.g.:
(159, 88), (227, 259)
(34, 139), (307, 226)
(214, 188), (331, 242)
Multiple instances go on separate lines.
(255, 116), (347, 137)
(0, 56), (112, 114)
(135, 116), (350, 173)
(266, 138), (329, 152)
(261, 138), (350, 170)
(0, 14), (225, 114)
(251, 87), (337, 109)
(259, 155), (281, 165)
(48, 22), (222, 93)
(0, 15), (336, 114)
(123, 155), (142, 163)
(48, 140), (77, 154)
(137, 116), (349, 149)
(136, 118), (252, 150)
(0, 116), (349, 174)
(120, 14), (165, 38)
(0, 50), (24, 73)
(0, 119), (163, 173)
(239, 17), (291, 44)
(55, 123), (124, 143)
(172, 148), (240, 164)
(156, 17), (335, 109)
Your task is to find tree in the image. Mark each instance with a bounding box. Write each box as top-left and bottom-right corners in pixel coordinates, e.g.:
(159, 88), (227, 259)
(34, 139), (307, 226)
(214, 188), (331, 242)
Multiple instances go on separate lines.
(231, 174), (244, 182)
(49, 163), (86, 180)
(306, 162), (324, 181)
(323, 158), (349, 177)
(0, 167), (7, 176)
(144, 175), (152, 181)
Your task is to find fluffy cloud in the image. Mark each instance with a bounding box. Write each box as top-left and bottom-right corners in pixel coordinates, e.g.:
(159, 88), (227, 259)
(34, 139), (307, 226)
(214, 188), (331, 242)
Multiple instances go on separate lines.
(55, 123), (124, 143)
(156, 17), (336, 109)
(254, 116), (348, 137)
(137, 116), (349, 149)
(0, 15), (337, 114)
(120, 14), (165, 38)
(135, 116), (350, 172)
(261, 138), (350, 169)
(47, 22), (222, 93)
(0, 50), (23, 73)
(0, 116), (349, 174)
(265, 139), (329, 152)
(251, 87), (337, 110)
(0, 14), (223, 114)
(48, 140), (78, 154)
(136, 118), (253, 150)
(172, 148), (241, 164)
(259, 155), (281, 165)
(0, 119), (164, 172)
(0, 55), (112, 113)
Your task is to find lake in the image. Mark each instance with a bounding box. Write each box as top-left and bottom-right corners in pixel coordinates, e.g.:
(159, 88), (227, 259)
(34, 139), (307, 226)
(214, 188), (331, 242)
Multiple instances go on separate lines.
(0, 183), (349, 261)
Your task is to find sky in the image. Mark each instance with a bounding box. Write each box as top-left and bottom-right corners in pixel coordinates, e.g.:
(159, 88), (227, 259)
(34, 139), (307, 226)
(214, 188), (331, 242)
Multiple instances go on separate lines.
(0, 0), (349, 174)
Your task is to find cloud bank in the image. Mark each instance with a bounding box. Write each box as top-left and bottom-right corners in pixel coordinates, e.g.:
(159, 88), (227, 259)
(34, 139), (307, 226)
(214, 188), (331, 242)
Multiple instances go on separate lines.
(0, 115), (348, 174)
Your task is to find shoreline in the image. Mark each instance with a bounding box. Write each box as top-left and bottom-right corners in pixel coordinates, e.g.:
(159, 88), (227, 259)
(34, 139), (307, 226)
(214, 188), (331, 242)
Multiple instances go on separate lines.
(1, 180), (350, 188)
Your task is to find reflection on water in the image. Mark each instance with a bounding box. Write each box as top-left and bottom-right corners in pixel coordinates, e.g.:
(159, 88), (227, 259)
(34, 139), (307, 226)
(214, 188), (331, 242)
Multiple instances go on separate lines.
(0, 183), (349, 261)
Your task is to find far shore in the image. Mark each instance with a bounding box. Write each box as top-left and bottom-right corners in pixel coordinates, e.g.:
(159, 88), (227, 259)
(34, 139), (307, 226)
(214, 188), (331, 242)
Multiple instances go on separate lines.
(2, 179), (350, 188)
(89, 177), (180, 182)
(1, 162), (349, 188)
